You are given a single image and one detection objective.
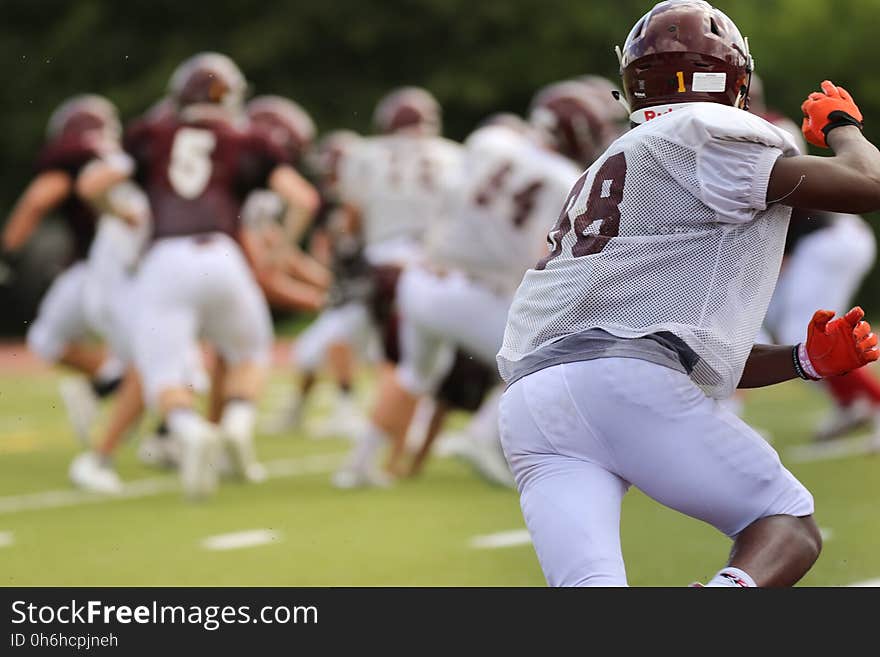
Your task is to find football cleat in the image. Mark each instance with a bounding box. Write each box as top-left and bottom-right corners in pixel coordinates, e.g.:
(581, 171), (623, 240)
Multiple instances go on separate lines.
(331, 466), (393, 490)
(69, 452), (123, 495)
(814, 398), (873, 442)
(137, 431), (181, 469)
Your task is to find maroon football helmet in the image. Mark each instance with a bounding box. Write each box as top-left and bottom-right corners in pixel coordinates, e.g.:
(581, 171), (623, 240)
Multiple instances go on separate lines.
(246, 95), (316, 163)
(617, 0), (754, 123)
(372, 87), (441, 136)
(528, 80), (614, 166)
(46, 94), (121, 143)
(168, 52), (247, 111)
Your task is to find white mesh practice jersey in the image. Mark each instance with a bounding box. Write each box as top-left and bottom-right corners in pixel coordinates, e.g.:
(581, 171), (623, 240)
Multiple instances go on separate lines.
(337, 134), (463, 263)
(426, 125), (581, 295)
(498, 103), (801, 399)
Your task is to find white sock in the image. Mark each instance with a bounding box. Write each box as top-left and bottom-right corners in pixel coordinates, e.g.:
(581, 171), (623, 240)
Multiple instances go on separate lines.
(166, 408), (207, 439)
(95, 356), (126, 384)
(347, 423), (387, 472)
(221, 400), (256, 441)
(706, 567), (757, 588)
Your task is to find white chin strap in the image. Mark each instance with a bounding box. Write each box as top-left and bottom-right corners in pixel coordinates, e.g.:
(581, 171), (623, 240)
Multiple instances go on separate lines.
(629, 102), (700, 125)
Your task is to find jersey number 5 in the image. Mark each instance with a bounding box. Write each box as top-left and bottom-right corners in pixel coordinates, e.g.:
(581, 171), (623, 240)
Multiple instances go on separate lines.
(535, 152), (627, 270)
(168, 128), (217, 199)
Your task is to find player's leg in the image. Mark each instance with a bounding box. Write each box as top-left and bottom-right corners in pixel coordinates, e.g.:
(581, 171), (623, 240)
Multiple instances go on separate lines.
(26, 262), (120, 444)
(500, 370), (630, 586)
(202, 237), (274, 483)
(333, 266), (459, 487)
(69, 367), (144, 494)
(503, 358), (820, 587)
(578, 358), (819, 586)
(133, 240), (222, 499)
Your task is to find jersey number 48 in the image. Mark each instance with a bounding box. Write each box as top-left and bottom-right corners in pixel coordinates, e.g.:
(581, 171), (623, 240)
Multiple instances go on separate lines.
(536, 152), (627, 270)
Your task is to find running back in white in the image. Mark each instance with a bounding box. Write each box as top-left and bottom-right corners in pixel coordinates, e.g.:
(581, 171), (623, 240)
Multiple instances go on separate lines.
(498, 103), (801, 399)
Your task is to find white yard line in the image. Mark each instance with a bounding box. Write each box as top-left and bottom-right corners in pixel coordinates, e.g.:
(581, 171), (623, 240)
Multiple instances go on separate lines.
(849, 578), (880, 587)
(470, 529), (532, 549)
(0, 531), (14, 547)
(785, 435), (880, 464)
(819, 527), (834, 542)
(0, 452), (345, 516)
(201, 529), (281, 551)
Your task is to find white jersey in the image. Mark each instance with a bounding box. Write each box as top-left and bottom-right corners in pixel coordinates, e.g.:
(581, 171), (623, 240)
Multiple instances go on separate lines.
(498, 103), (801, 399)
(338, 133), (463, 264)
(426, 125), (581, 295)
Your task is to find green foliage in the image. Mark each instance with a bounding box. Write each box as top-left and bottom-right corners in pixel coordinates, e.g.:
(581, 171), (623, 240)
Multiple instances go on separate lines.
(2, 0), (880, 328)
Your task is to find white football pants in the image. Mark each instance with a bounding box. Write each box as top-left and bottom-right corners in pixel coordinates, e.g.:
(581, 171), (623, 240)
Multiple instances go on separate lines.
(396, 265), (511, 395)
(26, 262), (92, 362)
(499, 358), (814, 587)
(132, 234), (272, 407)
(292, 302), (377, 372)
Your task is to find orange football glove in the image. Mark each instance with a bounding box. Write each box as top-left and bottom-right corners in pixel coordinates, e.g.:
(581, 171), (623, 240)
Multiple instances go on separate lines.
(801, 80), (864, 149)
(799, 307), (879, 379)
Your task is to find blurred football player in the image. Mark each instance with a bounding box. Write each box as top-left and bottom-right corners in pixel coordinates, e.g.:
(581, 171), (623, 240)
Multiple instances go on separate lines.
(2, 95), (135, 448)
(497, 0), (880, 586)
(79, 52), (320, 499)
(333, 84), (596, 488)
(263, 129), (377, 437)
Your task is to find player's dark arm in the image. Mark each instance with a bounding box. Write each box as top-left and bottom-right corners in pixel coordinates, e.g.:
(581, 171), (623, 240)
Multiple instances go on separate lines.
(767, 128), (880, 213)
(740, 307), (879, 389)
(737, 344), (800, 389)
(767, 80), (880, 213)
(2, 171), (72, 252)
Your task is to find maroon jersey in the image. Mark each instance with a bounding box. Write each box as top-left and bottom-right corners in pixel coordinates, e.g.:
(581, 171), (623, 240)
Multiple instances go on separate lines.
(35, 135), (102, 261)
(124, 114), (288, 241)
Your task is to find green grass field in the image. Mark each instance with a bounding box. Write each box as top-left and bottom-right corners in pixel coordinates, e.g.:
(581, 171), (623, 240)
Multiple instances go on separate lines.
(1, 361), (879, 587)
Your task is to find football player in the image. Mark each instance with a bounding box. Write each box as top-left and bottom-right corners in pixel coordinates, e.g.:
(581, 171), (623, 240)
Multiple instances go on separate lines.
(79, 52), (320, 499)
(263, 129), (377, 437)
(333, 85), (603, 488)
(497, 0), (880, 587)
(2, 95), (135, 447)
(292, 88), (464, 483)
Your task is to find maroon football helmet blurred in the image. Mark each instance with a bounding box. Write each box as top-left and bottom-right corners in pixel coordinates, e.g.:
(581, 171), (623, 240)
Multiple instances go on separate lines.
(168, 52), (247, 112)
(247, 95), (316, 163)
(372, 87), (441, 136)
(617, 0), (754, 123)
(46, 94), (121, 143)
(528, 80), (614, 166)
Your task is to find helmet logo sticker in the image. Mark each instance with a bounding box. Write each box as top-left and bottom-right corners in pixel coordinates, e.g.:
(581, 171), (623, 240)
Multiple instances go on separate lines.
(692, 72), (727, 92)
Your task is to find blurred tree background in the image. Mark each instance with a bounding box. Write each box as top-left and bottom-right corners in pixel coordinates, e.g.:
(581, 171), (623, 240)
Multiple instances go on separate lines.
(1, 0), (879, 334)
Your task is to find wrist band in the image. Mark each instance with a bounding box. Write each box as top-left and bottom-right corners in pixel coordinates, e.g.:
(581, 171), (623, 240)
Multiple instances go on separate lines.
(794, 343), (821, 380)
